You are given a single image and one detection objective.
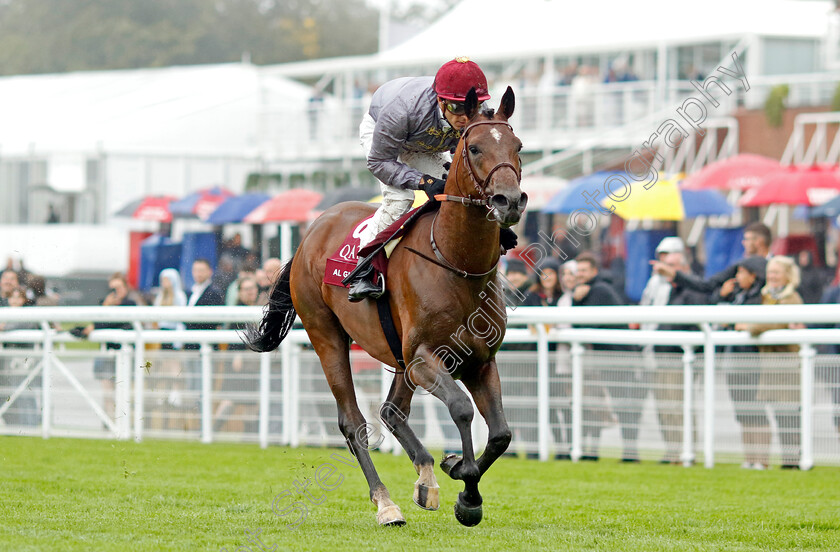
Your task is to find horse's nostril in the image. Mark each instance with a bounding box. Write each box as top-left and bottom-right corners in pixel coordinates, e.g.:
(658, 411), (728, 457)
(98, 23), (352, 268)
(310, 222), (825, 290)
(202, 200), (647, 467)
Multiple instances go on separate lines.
(491, 194), (509, 209)
(519, 192), (529, 210)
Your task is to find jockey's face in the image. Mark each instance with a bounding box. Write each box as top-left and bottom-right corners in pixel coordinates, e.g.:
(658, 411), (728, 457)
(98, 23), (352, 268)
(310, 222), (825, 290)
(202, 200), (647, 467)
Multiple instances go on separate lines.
(439, 98), (470, 130)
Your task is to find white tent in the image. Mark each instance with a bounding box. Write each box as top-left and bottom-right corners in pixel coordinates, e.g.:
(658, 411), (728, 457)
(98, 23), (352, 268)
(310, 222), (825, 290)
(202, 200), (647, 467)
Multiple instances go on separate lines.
(0, 63), (313, 156)
(377, 0), (832, 63)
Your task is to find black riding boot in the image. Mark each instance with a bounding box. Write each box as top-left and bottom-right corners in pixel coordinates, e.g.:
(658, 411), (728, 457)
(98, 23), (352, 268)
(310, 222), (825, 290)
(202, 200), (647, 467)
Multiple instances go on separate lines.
(345, 256), (384, 302)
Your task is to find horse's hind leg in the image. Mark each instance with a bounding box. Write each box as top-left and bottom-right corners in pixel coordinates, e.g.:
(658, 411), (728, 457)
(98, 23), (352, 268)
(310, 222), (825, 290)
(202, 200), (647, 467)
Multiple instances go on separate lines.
(305, 313), (405, 526)
(380, 373), (440, 510)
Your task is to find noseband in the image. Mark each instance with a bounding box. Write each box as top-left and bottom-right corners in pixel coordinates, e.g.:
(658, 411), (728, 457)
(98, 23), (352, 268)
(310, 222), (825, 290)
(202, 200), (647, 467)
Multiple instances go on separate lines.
(435, 120), (522, 208)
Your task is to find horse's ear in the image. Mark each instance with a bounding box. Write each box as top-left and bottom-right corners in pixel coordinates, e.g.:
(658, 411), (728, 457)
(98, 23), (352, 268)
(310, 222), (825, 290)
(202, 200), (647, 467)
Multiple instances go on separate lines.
(464, 87), (479, 119)
(499, 86), (515, 120)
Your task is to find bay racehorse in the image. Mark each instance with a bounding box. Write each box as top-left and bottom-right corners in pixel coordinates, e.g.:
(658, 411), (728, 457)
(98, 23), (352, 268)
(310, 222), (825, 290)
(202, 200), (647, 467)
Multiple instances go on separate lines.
(248, 87), (526, 527)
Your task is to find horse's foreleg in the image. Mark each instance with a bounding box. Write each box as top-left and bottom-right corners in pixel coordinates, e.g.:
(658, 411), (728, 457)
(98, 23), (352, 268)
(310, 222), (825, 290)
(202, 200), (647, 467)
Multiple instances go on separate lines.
(380, 372), (439, 510)
(461, 358), (512, 475)
(305, 315), (404, 526)
(411, 346), (483, 526)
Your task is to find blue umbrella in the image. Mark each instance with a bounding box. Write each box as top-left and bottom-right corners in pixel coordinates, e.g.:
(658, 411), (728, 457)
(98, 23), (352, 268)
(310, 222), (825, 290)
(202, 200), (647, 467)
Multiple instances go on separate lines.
(169, 186), (234, 218)
(205, 193), (271, 224)
(542, 171), (625, 213)
(810, 194), (840, 218)
(681, 189), (734, 218)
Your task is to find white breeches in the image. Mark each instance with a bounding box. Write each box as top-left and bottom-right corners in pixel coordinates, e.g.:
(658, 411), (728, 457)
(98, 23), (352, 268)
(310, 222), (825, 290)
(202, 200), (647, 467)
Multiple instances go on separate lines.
(358, 113), (451, 248)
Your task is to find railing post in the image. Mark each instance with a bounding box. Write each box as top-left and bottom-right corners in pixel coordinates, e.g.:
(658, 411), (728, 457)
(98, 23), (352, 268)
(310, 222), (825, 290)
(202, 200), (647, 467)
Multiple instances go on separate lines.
(132, 322), (145, 443)
(290, 344), (301, 448)
(200, 342), (213, 444)
(570, 342), (584, 462)
(536, 324), (550, 461)
(115, 345), (132, 440)
(281, 340), (292, 446)
(40, 322), (52, 440)
(259, 351), (271, 449)
(701, 323), (716, 468)
(799, 343), (815, 471)
(681, 345), (696, 466)
(379, 365), (398, 455)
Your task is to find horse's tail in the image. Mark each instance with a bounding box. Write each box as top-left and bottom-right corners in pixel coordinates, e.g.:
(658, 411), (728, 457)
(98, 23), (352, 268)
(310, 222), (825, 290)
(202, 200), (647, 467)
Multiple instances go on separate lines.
(245, 256), (297, 352)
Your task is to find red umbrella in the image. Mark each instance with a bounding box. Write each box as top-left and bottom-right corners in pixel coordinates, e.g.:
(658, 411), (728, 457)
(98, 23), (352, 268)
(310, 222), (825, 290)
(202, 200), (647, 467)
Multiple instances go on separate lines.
(243, 189), (324, 223)
(681, 154), (781, 191)
(739, 165), (840, 207)
(114, 195), (177, 223)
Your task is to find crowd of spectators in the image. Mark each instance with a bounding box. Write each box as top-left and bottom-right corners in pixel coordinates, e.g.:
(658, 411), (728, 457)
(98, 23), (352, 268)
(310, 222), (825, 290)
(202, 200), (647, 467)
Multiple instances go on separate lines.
(502, 222), (840, 467)
(2, 220), (839, 463)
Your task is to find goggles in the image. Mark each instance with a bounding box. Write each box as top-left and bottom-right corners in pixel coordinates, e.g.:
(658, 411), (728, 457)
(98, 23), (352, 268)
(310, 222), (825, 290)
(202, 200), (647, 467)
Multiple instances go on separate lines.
(442, 100), (469, 116)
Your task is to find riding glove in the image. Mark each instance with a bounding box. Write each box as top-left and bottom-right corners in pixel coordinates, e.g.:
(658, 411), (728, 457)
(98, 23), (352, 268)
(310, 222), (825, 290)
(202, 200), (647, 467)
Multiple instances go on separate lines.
(421, 174), (446, 200)
(499, 227), (518, 251)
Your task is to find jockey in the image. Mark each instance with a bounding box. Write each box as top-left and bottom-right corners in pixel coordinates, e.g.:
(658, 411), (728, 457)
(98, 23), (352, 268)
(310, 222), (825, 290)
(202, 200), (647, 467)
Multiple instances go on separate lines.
(346, 57), (517, 301)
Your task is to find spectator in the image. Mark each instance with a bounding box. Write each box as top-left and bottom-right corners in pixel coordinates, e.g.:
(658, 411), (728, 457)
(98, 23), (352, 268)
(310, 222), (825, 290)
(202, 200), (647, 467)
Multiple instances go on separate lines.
(551, 260), (578, 460)
(0, 269), (20, 306)
(716, 256), (767, 470)
(530, 258), (563, 306)
(225, 263), (259, 306)
(47, 204), (60, 223)
(213, 276), (261, 433)
(2, 253), (31, 289)
(652, 222), (772, 297)
(221, 234), (252, 266)
(502, 259), (540, 307)
(212, 257), (237, 297)
(814, 281), (840, 437)
(185, 258), (225, 343)
(735, 256), (804, 469)
(187, 259), (225, 311)
(257, 257), (283, 306)
(573, 252), (643, 462)
(27, 274), (59, 306)
(641, 237), (685, 317)
(649, 251), (707, 464)
(153, 268), (187, 345)
(796, 250), (828, 305)
(147, 268), (188, 430)
(0, 286), (40, 426)
(77, 272), (136, 419)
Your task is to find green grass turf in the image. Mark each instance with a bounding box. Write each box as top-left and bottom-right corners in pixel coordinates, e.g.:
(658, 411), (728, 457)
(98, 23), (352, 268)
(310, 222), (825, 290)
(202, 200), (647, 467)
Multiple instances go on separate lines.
(1, 436), (839, 551)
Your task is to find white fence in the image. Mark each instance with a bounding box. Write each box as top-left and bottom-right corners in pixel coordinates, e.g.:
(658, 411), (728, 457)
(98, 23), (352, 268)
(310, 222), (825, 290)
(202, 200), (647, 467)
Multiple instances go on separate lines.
(1, 305), (839, 469)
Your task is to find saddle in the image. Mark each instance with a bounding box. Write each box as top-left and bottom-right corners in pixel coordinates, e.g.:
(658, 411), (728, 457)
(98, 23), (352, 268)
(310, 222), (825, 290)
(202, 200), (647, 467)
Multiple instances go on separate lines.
(323, 200), (439, 288)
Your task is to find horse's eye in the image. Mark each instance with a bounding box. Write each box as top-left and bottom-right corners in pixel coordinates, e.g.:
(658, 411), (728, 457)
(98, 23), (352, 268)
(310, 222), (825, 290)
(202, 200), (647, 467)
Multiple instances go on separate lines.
(469, 145), (481, 156)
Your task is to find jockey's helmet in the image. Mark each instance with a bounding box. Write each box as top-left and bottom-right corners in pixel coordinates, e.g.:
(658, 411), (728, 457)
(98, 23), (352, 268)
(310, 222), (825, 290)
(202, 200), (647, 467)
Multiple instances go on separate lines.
(434, 57), (491, 102)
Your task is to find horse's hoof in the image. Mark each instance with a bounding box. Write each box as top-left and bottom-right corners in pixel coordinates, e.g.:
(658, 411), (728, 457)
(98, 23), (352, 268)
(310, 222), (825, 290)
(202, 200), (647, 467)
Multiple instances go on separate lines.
(440, 453), (462, 477)
(377, 504), (406, 527)
(454, 496), (483, 527)
(413, 483), (440, 511)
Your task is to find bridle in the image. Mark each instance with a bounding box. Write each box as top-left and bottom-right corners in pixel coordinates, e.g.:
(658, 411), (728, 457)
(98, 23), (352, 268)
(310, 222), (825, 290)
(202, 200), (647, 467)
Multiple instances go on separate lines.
(434, 119), (522, 208)
(407, 119), (523, 279)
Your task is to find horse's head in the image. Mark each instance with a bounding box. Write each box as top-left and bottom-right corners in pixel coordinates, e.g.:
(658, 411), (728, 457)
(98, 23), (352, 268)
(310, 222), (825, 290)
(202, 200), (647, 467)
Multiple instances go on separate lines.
(453, 86), (527, 227)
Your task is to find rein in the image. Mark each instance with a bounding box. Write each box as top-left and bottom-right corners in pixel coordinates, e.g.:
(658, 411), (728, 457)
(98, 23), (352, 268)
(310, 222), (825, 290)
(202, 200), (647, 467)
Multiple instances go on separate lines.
(405, 212), (499, 279)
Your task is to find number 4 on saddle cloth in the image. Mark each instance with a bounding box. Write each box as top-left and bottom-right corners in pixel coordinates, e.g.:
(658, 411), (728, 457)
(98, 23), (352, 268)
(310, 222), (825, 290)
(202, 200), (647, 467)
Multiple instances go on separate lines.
(325, 201), (440, 290)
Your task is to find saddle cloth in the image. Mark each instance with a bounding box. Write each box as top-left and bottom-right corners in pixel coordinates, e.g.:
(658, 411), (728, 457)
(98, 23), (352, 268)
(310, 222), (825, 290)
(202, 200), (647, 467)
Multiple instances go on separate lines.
(323, 201), (437, 287)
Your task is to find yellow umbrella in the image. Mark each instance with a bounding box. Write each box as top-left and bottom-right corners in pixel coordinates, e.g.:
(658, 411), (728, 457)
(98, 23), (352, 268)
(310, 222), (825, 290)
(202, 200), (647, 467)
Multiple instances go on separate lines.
(368, 189), (428, 208)
(602, 175), (685, 221)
